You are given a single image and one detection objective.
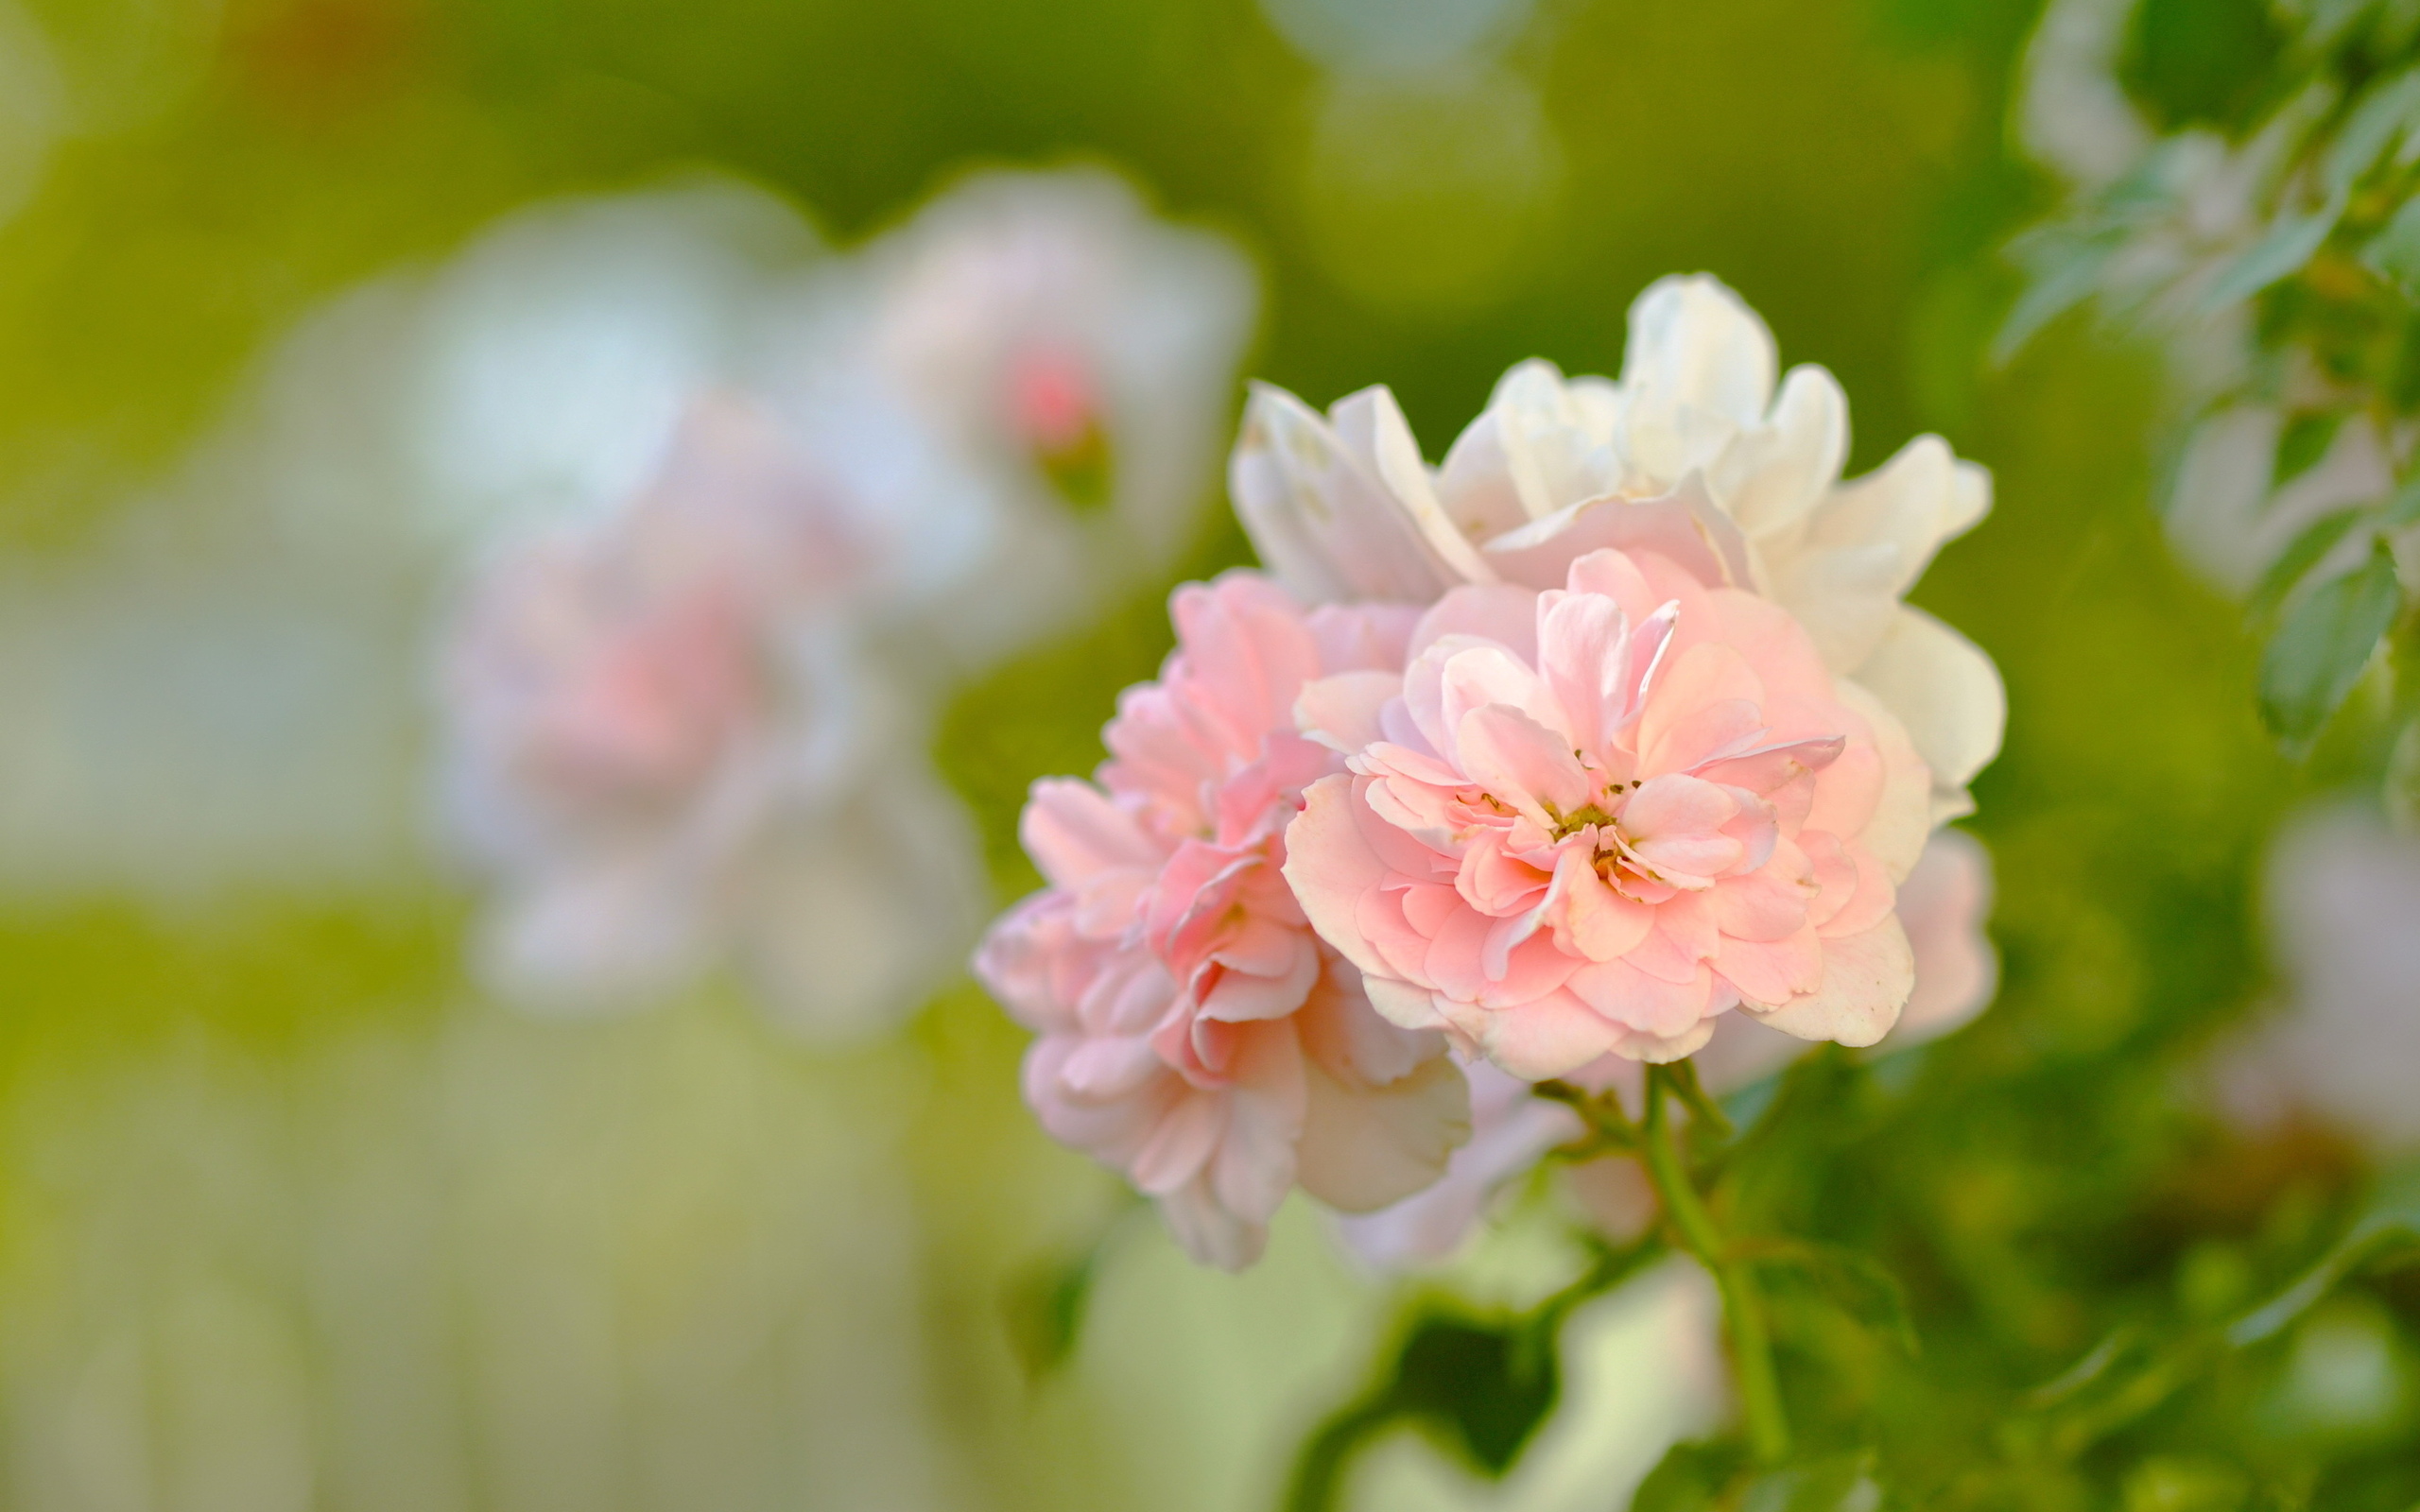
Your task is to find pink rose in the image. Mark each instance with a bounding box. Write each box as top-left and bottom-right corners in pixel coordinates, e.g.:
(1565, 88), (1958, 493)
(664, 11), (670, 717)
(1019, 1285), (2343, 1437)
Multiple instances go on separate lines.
(974, 573), (1470, 1269)
(441, 395), (986, 1035)
(1285, 546), (1931, 1082)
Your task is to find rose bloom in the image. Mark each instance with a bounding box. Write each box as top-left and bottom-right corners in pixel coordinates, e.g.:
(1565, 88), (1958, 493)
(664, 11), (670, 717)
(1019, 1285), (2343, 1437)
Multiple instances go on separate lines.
(973, 573), (1469, 1269)
(1285, 544), (1931, 1081)
(441, 395), (984, 1036)
(1233, 273), (2001, 825)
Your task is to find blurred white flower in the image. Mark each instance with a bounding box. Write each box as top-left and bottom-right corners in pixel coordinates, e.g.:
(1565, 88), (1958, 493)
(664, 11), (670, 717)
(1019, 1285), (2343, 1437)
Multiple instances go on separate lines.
(1236, 274), (2003, 822)
(440, 395), (983, 1036)
(2165, 403), (2404, 597)
(2016, 0), (2152, 192)
(839, 167), (1258, 660)
(2220, 806), (2420, 1149)
(0, 175), (841, 904)
(1258, 0), (1536, 77)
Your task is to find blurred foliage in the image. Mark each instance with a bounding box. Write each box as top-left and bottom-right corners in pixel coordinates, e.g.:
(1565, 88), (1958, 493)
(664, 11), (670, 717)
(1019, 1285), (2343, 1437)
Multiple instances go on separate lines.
(9, 0), (2420, 1508)
(2012, 0), (2420, 767)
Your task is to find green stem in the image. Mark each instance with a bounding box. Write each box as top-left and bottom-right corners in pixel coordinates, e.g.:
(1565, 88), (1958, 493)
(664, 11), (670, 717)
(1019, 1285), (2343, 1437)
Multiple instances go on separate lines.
(1643, 1063), (1790, 1467)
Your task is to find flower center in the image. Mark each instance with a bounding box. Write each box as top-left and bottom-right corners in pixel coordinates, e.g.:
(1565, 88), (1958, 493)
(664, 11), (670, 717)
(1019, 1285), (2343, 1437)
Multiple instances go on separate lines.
(1008, 345), (1114, 511)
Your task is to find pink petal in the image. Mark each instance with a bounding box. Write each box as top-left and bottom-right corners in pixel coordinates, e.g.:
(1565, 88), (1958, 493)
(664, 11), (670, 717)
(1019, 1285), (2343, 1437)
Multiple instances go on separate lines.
(1714, 927), (1826, 1008)
(1477, 989), (1629, 1079)
(1294, 1051), (1472, 1212)
(1536, 589), (1632, 757)
(1410, 583), (1544, 665)
(1457, 831), (1555, 918)
(1129, 1090), (1223, 1194)
(1746, 916), (1912, 1047)
(1567, 957), (1719, 1039)
(1558, 856), (1657, 961)
(1704, 867), (1815, 942)
(1058, 1034), (1168, 1101)
(1282, 774), (1398, 983)
(1454, 704), (1593, 821)
(1020, 779), (1163, 888)
(1296, 670), (1403, 754)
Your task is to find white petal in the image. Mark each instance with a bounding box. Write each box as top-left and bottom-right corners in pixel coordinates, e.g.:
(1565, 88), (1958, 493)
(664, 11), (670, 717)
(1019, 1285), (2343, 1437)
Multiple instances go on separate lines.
(1747, 915), (1911, 1047)
(1885, 829), (1998, 1046)
(1622, 274), (1779, 431)
(1716, 364), (1848, 539)
(1848, 605), (2007, 810)
(1332, 385), (1498, 582)
(1229, 382), (1474, 603)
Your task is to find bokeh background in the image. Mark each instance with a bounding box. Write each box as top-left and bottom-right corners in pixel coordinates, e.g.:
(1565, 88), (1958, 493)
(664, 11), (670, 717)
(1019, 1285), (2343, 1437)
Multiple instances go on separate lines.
(1, 0), (2411, 1508)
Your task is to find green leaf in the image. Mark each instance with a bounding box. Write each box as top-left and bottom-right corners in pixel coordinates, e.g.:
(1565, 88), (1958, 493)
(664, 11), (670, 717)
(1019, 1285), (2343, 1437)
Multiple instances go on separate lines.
(1745, 1240), (1921, 1357)
(2386, 470), (2420, 526)
(2203, 195), (2347, 310)
(2324, 67), (2420, 197)
(2270, 409), (2346, 490)
(1738, 1453), (1885, 1512)
(1992, 234), (2118, 362)
(2224, 1165), (2420, 1348)
(2360, 192), (2420, 300)
(1387, 1313), (1562, 1475)
(2257, 541), (2403, 750)
(1633, 1439), (1753, 1512)
(2386, 716), (2420, 831)
(2246, 506), (2370, 621)
(1000, 1240), (1108, 1382)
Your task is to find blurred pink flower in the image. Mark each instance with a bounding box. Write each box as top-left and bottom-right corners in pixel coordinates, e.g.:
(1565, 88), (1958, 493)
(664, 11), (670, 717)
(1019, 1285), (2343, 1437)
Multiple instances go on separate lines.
(2218, 807), (2420, 1150)
(1337, 828), (1996, 1267)
(863, 170), (1257, 644)
(441, 393), (983, 1034)
(973, 573), (1469, 1269)
(1234, 273), (2001, 826)
(1285, 545), (1931, 1082)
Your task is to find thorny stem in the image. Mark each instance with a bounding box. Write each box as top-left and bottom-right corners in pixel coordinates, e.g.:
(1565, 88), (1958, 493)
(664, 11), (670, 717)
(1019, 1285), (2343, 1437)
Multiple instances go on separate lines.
(1642, 1062), (1791, 1467)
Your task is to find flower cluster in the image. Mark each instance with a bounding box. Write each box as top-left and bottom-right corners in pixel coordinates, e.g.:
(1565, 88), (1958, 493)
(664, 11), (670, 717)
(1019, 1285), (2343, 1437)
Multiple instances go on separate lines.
(438, 171), (1255, 1035)
(980, 275), (2005, 1266)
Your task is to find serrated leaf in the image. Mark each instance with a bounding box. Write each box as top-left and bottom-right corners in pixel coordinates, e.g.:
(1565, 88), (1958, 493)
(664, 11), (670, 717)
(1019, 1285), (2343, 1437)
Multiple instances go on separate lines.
(2257, 541), (2403, 749)
(2361, 193), (2420, 299)
(2270, 409), (2346, 490)
(2203, 195), (2347, 309)
(2247, 506), (2370, 619)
